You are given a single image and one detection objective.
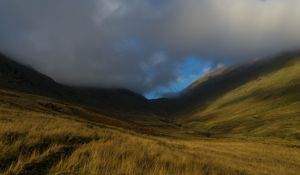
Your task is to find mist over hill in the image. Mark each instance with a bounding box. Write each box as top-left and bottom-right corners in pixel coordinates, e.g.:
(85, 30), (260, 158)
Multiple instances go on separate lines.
(0, 53), (154, 120)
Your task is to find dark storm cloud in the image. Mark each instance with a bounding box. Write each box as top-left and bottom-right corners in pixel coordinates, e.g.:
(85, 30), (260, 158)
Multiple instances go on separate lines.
(0, 0), (300, 93)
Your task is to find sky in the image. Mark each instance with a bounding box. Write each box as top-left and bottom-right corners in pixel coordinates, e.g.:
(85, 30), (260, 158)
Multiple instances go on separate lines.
(0, 0), (300, 98)
(145, 57), (217, 98)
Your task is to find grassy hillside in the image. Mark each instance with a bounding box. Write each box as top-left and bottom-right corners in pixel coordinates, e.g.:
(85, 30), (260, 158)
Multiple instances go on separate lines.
(1, 89), (300, 175)
(0, 53), (156, 120)
(178, 54), (300, 141)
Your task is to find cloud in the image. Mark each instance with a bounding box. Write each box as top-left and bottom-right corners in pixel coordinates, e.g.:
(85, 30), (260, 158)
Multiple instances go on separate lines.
(0, 0), (300, 94)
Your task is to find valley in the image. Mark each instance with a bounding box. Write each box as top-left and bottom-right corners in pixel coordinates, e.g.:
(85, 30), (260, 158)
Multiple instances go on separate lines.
(0, 52), (300, 175)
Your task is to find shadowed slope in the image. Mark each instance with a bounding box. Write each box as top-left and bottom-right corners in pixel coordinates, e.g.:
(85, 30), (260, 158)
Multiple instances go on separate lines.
(0, 53), (154, 120)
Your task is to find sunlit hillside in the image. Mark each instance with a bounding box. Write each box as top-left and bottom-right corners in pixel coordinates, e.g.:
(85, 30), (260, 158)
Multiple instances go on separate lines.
(178, 55), (300, 142)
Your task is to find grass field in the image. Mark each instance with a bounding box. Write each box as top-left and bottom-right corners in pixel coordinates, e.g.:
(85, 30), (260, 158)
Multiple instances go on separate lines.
(0, 88), (300, 175)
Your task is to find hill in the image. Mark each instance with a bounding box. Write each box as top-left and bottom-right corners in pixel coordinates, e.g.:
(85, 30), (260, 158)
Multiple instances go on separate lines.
(0, 53), (155, 121)
(0, 51), (300, 174)
(164, 52), (300, 141)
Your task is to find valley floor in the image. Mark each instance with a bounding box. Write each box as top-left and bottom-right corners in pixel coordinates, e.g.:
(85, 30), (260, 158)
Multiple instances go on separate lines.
(1, 93), (300, 175)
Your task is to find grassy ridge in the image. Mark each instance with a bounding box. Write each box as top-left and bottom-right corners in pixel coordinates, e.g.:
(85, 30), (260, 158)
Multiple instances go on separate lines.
(180, 56), (300, 141)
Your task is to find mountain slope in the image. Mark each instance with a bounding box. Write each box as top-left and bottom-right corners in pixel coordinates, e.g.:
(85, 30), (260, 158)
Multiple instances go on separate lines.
(174, 53), (300, 140)
(0, 53), (155, 120)
(0, 53), (63, 97)
(155, 52), (299, 115)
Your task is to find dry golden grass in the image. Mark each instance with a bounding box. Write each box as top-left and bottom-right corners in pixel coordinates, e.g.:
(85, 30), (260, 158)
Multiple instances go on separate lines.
(1, 101), (300, 175)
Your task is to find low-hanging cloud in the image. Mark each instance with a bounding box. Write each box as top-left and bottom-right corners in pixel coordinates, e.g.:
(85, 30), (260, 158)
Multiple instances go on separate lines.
(0, 0), (300, 94)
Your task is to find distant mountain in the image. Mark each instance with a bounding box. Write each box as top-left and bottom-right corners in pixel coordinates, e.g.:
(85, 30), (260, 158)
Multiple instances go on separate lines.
(0, 53), (154, 120)
(0, 53), (63, 97)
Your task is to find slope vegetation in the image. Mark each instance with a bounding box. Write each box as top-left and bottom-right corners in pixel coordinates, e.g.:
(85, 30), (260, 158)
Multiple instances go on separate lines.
(175, 53), (300, 141)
